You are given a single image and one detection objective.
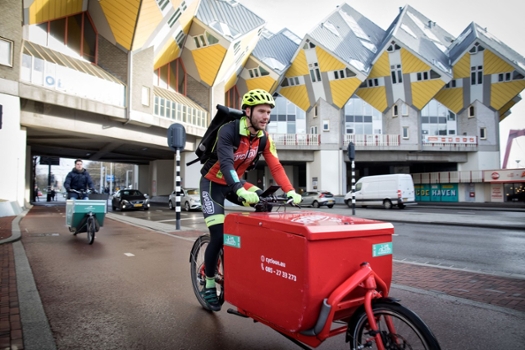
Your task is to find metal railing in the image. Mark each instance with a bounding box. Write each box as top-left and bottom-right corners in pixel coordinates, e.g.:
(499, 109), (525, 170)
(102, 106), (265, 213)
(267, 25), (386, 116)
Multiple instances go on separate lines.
(421, 135), (478, 149)
(343, 134), (401, 146)
(269, 134), (321, 146)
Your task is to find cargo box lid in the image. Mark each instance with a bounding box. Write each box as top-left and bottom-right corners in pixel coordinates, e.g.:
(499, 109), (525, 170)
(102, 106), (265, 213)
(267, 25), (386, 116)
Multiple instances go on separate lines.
(225, 211), (394, 240)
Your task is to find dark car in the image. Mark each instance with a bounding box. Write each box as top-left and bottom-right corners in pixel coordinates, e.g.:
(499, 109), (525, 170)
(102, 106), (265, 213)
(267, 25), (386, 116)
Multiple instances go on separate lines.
(111, 189), (150, 211)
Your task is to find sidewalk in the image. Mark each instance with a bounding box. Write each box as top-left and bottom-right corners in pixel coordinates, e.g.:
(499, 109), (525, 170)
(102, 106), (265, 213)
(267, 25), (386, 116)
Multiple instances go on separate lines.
(1, 203), (524, 349)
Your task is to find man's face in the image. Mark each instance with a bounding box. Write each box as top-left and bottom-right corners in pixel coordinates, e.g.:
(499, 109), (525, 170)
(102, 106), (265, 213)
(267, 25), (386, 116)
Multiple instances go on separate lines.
(75, 161), (83, 171)
(246, 104), (272, 131)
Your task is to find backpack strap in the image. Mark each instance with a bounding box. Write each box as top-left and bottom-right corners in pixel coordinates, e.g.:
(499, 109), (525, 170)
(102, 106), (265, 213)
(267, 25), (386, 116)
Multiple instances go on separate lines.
(257, 130), (267, 155)
(233, 118), (241, 151)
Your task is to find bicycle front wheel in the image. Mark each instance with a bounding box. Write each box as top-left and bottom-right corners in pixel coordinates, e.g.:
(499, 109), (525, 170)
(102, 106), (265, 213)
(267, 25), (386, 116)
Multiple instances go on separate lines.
(189, 234), (224, 311)
(86, 216), (95, 245)
(347, 302), (441, 350)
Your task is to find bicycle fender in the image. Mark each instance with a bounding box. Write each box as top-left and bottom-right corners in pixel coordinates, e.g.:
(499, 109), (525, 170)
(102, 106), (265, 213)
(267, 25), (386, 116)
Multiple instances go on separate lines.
(344, 297), (401, 343)
(189, 235), (207, 263)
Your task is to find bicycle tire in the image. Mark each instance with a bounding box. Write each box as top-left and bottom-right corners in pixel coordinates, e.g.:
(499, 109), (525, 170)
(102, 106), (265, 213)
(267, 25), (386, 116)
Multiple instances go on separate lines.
(189, 234), (224, 311)
(87, 216), (95, 245)
(347, 301), (441, 350)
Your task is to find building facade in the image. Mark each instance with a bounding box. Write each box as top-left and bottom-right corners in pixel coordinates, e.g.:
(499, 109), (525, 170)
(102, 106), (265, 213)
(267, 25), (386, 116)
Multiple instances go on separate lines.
(1, 0), (524, 212)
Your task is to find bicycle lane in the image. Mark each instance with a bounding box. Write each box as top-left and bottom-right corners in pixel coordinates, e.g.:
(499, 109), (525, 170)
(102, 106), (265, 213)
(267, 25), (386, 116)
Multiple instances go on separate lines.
(6, 207), (525, 349)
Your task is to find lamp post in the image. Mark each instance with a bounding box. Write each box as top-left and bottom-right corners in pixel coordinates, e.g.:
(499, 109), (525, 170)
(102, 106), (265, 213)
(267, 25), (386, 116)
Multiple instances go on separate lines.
(126, 170), (133, 188)
(100, 166), (105, 193)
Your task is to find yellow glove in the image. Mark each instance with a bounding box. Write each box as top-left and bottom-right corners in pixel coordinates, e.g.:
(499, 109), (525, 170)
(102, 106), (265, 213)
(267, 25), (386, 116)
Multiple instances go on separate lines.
(286, 190), (302, 205)
(236, 188), (259, 206)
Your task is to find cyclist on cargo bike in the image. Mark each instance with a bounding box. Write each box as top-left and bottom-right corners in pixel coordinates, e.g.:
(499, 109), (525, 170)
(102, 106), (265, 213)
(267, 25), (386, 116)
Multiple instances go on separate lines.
(198, 89), (302, 311)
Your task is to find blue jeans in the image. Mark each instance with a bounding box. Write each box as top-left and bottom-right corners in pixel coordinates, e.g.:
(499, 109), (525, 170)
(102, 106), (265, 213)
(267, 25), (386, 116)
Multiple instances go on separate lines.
(68, 192), (89, 200)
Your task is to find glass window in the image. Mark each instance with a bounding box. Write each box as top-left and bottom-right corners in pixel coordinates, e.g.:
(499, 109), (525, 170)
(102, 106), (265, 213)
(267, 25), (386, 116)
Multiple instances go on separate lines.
(67, 14), (82, 55)
(402, 126), (409, 139)
(83, 15), (97, 63)
(0, 37), (13, 67)
(343, 97), (381, 135)
(421, 99), (456, 136)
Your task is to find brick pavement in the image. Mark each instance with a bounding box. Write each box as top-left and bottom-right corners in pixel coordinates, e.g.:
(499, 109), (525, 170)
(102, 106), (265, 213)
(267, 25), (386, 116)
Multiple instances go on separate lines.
(0, 215), (24, 350)
(393, 262), (525, 312)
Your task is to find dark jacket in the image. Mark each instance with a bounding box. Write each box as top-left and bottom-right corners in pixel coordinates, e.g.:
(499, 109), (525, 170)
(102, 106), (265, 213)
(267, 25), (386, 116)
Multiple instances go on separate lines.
(64, 168), (94, 192)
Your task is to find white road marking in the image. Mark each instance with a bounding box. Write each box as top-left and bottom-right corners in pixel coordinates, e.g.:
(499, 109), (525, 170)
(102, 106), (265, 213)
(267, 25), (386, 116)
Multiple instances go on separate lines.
(124, 253), (135, 257)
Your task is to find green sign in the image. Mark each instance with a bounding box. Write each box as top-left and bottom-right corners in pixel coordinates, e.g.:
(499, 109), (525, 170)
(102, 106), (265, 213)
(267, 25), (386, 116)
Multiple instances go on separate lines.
(415, 184), (458, 202)
(372, 242), (393, 257)
(415, 184), (430, 202)
(224, 234), (241, 248)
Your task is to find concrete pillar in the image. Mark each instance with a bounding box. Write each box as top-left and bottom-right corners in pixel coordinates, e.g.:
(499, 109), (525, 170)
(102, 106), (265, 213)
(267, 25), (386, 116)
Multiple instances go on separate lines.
(307, 150), (343, 195)
(180, 152), (202, 189)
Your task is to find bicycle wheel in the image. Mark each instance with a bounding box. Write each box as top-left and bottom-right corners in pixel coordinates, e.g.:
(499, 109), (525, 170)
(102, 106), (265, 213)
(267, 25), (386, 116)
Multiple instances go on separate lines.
(86, 216), (96, 245)
(189, 235), (224, 311)
(347, 302), (441, 350)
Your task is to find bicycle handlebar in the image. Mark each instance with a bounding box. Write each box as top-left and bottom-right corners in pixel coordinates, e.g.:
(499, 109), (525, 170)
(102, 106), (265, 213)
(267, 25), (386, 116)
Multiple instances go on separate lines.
(239, 195), (300, 212)
(69, 188), (98, 194)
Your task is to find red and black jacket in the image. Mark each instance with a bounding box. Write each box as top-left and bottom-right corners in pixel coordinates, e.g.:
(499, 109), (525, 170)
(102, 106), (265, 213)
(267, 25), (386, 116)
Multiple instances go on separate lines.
(201, 117), (293, 194)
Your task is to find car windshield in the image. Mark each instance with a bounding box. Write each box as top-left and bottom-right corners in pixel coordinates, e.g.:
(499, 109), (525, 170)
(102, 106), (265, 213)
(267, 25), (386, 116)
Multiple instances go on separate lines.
(123, 190), (142, 196)
(186, 189), (199, 195)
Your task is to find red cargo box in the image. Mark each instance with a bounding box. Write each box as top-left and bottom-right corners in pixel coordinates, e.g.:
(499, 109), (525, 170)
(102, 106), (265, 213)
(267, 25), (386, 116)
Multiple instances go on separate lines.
(223, 211), (394, 333)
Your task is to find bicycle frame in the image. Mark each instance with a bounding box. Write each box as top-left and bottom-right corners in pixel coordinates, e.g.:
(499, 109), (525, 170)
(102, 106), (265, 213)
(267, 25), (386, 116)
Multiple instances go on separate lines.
(228, 262), (391, 349)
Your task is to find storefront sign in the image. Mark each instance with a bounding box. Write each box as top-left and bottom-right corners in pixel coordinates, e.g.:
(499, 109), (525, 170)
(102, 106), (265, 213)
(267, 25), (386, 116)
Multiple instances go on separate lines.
(415, 184), (458, 202)
(483, 169), (525, 183)
(490, 184), (504, 202)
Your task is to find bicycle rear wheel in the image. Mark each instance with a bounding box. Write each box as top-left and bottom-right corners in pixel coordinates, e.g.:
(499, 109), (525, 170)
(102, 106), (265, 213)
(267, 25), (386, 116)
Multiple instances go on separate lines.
(189, 234), (224, 311)
(86, 216), (95, 245)
(347, 302), (441, 350)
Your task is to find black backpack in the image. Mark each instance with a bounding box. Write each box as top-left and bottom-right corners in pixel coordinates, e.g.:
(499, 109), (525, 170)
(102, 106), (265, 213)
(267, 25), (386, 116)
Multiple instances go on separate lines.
(186, 104), (267, 170)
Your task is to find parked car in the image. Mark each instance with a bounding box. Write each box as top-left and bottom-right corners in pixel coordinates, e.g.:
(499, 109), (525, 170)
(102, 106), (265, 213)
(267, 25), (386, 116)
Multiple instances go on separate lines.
(111, 189), (150, 211)
(301, 191), (335, 208)
(169, 188), (201, 211)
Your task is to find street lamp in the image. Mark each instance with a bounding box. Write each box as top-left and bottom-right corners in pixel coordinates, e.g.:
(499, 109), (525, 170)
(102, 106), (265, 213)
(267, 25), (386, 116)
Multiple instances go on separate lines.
(100, 166), (106, 193)
(126, 170), (133, 188)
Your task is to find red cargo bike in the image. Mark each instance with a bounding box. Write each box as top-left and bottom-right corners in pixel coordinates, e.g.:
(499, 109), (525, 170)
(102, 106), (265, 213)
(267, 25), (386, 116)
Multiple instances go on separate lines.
(189, 186), (440, 349)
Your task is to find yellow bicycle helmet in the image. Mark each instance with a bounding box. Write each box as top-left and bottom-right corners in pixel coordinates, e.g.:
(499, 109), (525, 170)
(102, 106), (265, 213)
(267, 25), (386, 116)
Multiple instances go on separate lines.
(242, 89), (275, 108)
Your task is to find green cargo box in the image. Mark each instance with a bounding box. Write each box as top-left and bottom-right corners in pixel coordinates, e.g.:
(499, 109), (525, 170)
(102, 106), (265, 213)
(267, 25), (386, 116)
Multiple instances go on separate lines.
(66, 200), (107, 229)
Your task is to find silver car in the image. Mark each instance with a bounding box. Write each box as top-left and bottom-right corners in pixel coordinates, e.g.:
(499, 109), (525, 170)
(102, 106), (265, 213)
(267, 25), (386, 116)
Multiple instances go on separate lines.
(169, 188), (201, 211)
(301, 191), (335, 208)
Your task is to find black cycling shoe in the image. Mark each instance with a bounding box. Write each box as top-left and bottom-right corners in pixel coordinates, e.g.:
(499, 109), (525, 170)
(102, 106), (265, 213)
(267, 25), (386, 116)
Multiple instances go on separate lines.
(201, 287), (221, 312)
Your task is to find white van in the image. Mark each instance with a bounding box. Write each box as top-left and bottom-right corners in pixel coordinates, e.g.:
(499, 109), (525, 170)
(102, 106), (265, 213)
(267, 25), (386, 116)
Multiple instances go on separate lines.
(344, 174), (416, 209)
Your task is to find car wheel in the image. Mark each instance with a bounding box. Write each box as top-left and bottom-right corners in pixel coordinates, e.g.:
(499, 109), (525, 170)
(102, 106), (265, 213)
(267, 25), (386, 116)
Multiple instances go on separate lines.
(383, 199), (392, 209)
(112, 205), (117, 211)
(169, 200), (174, 210)
(345, 200), (352, 208)
(143, 207), (149, 211)
(398, 203), (406, 209)
(327, 204), (334, 208)
(312, 201), (320, 208)
(185, 202), (190, 212)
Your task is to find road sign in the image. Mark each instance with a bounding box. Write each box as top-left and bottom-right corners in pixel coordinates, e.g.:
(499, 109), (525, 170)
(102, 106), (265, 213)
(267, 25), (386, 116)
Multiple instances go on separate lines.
(40, 156), (60, 165)
(106, 175), (115, 181)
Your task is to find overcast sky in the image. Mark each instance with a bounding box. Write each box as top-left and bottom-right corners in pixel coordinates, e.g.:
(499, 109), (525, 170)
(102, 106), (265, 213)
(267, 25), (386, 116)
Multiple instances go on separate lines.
(239, 0), (525, 168)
